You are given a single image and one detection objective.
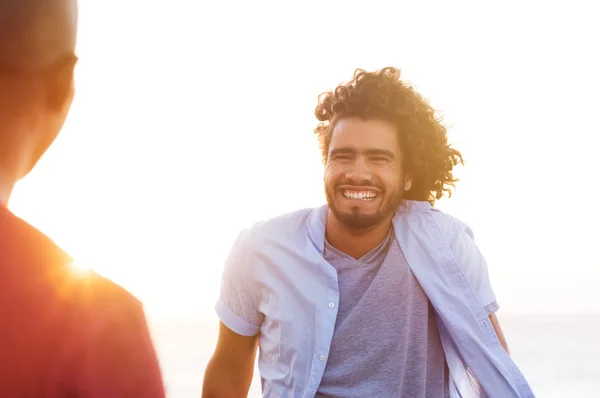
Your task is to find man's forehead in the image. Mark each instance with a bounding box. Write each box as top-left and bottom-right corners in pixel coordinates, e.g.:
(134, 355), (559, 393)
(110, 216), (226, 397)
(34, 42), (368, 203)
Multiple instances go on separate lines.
(0, 0), (78, 72)
(329, 118), (400, 150)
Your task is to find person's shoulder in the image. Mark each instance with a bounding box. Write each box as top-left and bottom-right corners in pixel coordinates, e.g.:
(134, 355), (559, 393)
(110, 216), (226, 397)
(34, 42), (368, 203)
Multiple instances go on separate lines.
(78, 269), (140, 306)
(0, 207), (140, 309)
(241, 207), (316, 242)
(61, 267), (142, 320)
(224, 207), (320, 264)
(430, 208), (471, 236)
(396, 200), (473, 239)
(0, 206), (73, 268)
(252, 207), (314, 230)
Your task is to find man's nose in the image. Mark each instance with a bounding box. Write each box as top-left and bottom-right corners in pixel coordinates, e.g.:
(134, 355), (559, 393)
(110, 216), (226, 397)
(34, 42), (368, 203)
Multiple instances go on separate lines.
(345, 156), (372, 183)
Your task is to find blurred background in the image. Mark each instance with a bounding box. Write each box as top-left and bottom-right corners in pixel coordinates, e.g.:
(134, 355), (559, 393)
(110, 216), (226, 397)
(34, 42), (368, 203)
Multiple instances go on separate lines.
(9, 1), (600, 396)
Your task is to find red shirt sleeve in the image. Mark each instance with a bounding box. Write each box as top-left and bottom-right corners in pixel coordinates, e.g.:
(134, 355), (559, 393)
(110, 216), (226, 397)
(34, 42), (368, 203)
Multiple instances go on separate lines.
(75, 288), (166, 398)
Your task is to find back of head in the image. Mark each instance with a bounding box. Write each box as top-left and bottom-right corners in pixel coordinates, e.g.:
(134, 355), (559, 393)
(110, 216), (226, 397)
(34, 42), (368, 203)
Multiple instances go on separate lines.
(0, 0), (78, 74)
(0, 0), (78, 177)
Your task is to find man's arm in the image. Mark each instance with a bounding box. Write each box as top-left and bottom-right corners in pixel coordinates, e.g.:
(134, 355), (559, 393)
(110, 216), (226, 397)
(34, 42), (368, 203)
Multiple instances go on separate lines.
(202, 322), (258, 398)
(76, 292), (166, 398)
(489, 313), (510, 355)
(204, 228), (262, 397)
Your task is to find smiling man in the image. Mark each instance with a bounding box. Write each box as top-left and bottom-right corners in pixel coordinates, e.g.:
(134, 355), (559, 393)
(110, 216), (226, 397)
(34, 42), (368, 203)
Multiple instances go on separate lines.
(203, 67), (534, 397)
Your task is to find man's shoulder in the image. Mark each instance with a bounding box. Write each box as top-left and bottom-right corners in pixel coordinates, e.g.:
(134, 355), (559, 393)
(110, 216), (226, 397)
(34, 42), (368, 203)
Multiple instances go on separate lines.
(0, 206), (72, 268)
(69, 268), (142, 311)
(242, 207), (316, 240)
(0, 207), (141, 314)
(430, 208), (470, 233)
(398, 201), (470, 236)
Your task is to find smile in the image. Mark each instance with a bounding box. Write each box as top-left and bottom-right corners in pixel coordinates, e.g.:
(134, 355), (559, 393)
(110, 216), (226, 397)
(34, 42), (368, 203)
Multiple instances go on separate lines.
(342, 190), (377, 201)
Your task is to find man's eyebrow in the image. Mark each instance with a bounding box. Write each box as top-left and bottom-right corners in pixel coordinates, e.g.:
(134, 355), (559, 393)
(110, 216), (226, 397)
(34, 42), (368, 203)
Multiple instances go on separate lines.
(363, 149), (395, 159)
(329, 148), (396, 159)
(329, 148), (356, 157)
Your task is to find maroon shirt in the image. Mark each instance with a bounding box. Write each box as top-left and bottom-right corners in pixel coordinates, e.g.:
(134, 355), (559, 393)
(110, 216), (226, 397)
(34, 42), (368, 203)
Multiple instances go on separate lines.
(0, 206), (166, 398)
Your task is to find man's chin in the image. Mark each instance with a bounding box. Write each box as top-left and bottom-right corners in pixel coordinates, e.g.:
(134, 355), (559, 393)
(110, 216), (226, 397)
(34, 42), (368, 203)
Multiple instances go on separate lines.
(333, 210), (384, 231)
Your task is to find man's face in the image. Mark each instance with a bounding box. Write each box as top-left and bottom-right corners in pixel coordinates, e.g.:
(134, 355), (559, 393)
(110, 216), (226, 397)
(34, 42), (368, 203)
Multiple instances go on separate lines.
(324, 117), (411, 230)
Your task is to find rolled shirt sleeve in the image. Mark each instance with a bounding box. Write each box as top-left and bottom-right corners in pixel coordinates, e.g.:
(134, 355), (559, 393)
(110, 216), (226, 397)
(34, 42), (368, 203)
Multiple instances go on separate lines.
(215, 229), (264, 336)
(447, 221), (499, 315)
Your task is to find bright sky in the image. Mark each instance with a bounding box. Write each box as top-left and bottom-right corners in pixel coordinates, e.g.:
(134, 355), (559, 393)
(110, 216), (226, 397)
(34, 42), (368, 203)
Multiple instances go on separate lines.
(9, 1), (600, 316)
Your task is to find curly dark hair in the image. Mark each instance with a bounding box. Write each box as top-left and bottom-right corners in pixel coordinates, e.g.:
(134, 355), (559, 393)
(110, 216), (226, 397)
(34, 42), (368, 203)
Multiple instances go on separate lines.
(314, 67), (464, 205)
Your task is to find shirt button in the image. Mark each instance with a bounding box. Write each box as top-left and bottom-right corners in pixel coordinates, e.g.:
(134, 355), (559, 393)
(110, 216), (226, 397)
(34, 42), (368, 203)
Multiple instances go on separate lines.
(319, 354), (325, 361)
(328, 303), (335, 309)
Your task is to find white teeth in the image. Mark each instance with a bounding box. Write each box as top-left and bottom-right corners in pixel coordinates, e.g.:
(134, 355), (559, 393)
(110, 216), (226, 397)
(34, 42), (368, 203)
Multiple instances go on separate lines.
(343, 191), (377, 201)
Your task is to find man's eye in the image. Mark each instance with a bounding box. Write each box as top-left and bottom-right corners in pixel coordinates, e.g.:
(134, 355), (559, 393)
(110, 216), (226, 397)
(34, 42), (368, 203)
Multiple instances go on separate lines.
(336, 155), (352, 160)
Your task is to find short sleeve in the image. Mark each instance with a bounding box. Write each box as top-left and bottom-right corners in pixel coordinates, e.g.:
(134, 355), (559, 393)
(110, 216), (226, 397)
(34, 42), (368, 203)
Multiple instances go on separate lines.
(449, 222), (499, 314)
(215, 229), (263, 336)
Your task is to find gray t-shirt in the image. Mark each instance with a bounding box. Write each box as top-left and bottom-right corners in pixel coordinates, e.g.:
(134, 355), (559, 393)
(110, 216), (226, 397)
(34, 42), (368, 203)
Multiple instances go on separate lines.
(316, 229), (450, 397)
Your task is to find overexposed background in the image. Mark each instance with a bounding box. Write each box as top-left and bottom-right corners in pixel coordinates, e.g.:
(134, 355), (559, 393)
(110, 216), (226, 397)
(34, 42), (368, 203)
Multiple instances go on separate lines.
(9, 1), (600, 396)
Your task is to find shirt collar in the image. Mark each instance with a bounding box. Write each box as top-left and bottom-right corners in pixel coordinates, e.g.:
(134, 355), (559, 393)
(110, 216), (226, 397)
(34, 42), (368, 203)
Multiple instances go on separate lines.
(306, 200), (431, 254)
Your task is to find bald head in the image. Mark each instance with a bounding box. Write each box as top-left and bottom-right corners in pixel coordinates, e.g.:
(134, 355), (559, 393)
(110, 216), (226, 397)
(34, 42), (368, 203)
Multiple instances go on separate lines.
(0, 0), (78, 74)
(0, 0), (78, 186)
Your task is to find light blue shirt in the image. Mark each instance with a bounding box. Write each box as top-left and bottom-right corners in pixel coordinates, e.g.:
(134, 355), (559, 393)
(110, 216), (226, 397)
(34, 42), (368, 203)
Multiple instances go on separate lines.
(216, 200), (535, 397)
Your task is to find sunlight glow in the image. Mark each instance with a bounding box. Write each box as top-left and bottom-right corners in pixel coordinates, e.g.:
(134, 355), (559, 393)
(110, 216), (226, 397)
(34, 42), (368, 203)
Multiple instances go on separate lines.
(9, 1), (600, 316)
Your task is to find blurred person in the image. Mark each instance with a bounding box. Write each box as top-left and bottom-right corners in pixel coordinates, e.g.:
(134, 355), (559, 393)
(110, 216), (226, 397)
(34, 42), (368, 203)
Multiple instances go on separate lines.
(203, 67), (534, 397)
(0, 1), (165, 396)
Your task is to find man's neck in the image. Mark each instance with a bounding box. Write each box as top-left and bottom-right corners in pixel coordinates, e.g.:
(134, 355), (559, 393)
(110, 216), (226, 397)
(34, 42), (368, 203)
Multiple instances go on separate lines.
(0, 169), (17, 207)
(325, 210), (393, 259)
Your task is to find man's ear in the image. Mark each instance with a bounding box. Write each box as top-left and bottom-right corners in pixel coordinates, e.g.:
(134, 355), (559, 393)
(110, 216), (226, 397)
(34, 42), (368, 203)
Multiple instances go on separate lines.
(404, 176), (412, 192)
(45, 56), (77, 112)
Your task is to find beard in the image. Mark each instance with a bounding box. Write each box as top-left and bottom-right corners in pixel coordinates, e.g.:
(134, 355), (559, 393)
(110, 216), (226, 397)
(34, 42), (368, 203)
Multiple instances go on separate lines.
(325, 183), (404, 231)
